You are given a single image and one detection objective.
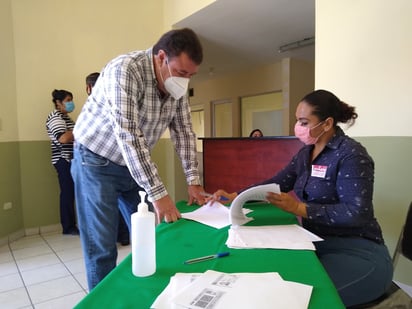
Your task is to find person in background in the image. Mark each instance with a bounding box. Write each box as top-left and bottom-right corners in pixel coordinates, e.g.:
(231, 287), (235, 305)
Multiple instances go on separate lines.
(85, 71), (130, 246)
(46, 89), (79, 235)
(71, 28), (208, 290)
(249, 128), (263, 137)
(211, 90), (393, 307)
(85, 72), (100, 96)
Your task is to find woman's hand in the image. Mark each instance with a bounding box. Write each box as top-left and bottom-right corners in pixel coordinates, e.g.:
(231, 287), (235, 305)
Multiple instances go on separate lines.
(207, 189), (237, 204)
(266, 192), (307, 217)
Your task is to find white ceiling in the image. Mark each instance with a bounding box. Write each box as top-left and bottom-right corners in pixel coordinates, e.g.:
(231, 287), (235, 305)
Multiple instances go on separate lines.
(175, 0), (315, 82)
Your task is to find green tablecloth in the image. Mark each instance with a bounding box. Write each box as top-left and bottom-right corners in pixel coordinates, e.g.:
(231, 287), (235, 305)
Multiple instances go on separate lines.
(75, 201), (344, 308)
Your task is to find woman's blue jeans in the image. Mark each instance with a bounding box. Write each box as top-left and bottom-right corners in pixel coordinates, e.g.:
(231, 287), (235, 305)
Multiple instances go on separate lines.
(71, 143), (146, 290)
(315, 236), (393, 307)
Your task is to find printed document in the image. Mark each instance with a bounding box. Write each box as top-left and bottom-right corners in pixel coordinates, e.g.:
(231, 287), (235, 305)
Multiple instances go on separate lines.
(151, 270), (312, 309)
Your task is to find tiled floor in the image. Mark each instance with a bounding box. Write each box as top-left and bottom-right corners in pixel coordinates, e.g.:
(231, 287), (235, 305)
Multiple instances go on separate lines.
(0, 233), (131, 309)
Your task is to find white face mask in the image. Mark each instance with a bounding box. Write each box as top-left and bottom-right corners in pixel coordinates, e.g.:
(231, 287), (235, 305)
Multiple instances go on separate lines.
(161, 57), (190, 100)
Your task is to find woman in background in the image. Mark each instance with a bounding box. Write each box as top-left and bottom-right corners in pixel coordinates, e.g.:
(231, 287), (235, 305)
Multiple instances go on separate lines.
(212, 90), (393, 307)
(46, 89), (78, 235)
(249, 128), (263, 137)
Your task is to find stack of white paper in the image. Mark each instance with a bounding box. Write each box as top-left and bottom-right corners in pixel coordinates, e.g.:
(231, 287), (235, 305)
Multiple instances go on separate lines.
(226, 225), (323, 250)
(151, 270), (312, 309)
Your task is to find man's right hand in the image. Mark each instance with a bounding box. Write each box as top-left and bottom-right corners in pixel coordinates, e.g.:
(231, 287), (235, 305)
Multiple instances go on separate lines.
(153, 195), (181, 223)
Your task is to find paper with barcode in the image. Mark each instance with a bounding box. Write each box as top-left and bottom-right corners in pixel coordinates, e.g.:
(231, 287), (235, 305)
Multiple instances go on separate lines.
(151, 273), (201, 309)
(165, 270), (312, 309)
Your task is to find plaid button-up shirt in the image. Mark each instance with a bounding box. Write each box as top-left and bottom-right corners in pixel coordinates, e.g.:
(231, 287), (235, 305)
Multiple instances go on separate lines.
(73, 48), (200, 201)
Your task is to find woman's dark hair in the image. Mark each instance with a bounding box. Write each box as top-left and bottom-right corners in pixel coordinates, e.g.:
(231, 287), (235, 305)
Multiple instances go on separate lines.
(301, 89), (358, 127)
(52, 89), (72, 107)
(86, 72), (100, 87)
(153, 28), (203, 65)
(249, 129), (263, 137)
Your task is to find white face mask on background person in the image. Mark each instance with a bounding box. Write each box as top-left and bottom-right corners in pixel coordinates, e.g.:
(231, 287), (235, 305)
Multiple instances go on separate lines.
(161, 57), (190, 100)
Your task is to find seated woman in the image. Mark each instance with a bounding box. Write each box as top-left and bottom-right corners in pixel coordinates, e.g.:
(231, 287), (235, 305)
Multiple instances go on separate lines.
(211, 89), (393, 307)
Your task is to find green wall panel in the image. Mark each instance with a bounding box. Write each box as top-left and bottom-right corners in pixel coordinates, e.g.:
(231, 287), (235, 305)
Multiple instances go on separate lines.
(0, 142), (23, 236)
(19, 141), (60, 230)
(357, 136), (412, 285)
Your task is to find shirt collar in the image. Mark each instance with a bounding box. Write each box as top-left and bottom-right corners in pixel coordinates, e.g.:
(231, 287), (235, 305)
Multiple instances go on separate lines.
(146, 48), (158, 87)
(325, 126), (346, 150)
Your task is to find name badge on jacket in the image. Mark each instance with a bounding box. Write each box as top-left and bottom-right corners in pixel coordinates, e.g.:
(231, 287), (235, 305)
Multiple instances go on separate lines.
(311, 165), (327, 178)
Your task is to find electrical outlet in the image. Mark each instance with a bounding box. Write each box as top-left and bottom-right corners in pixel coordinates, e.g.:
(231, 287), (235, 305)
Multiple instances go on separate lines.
(3, 202), (12, 210)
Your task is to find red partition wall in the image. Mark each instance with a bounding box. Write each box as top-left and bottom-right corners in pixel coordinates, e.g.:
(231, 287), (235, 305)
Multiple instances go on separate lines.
(201, 137), (303, 193)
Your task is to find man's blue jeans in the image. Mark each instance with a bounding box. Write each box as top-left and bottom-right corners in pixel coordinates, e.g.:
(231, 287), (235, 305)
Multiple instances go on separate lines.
(71, 143), (145, 290)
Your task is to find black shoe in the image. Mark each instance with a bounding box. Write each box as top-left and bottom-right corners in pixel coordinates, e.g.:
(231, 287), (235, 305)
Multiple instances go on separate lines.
(118, 238), (130, 246)
(63, 227), (79, 235)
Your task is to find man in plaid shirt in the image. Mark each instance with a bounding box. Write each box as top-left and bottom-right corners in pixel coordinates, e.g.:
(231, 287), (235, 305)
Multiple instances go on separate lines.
(71, 28), (208, 290)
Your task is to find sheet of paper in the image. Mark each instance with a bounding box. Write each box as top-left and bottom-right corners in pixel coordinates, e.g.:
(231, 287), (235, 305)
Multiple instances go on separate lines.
(151, 273), (200, 309)
(286, 280), (313, 309)
(181, 201), (252, 229)
(152, 271), (312, 309)
(226, 224), (323, 250)
(230, 183), (281, 225)
(171, 270), (311, 309)
(152, 272), (284, 309)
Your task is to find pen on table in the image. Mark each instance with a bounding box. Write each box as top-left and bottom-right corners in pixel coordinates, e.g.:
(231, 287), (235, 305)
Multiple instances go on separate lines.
(200, 192), (229, 201)
(184, 252), (230, 264)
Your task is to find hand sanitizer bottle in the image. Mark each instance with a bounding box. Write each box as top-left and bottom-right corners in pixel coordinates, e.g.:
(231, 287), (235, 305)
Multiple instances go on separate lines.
(131, 191), (156, 277)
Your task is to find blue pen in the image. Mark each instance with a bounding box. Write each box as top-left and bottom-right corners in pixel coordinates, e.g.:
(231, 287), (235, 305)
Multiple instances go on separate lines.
(184, 252), (230, 264)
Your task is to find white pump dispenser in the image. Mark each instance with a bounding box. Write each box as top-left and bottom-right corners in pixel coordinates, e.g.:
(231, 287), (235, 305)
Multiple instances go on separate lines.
(131, 191), (156, 277)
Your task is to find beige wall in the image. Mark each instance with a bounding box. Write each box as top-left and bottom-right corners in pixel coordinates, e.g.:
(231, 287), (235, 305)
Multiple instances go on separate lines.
(0, 0), (166, 240)
(11, 0), (164, 142)
(0, 0), (18, 142)
(316, 0), (412, 285)
(316, 0), (412, 137)
(1, 0), (216, 239)
(282, 58), (315, 134)
(163, 0), (215, 29)
(190, 59), (314, 137)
